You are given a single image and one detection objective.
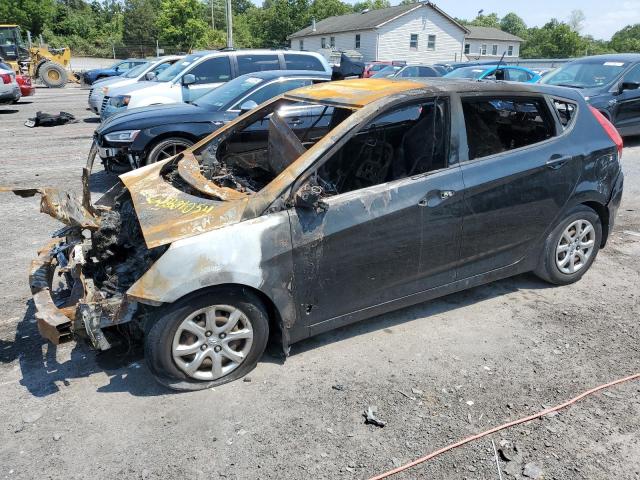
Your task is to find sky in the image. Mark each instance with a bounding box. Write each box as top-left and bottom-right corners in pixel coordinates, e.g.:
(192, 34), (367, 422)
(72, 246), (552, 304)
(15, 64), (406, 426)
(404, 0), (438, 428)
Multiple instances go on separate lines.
(395, 0), (640, 40)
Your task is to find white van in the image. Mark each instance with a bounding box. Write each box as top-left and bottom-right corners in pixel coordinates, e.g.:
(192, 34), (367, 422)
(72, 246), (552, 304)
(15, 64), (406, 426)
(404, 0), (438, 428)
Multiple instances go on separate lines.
(100, 50), (331, 120)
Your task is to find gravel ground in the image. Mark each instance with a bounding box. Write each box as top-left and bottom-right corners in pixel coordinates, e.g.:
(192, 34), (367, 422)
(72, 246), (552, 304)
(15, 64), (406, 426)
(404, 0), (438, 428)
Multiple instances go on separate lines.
(0, 86), (639, 480)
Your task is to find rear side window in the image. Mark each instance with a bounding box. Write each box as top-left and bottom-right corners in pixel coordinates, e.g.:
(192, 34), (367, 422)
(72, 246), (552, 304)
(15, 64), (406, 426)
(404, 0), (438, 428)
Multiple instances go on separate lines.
(284, 54), (325, 71)
(462, 97), (555, 160)
(237, 54), (280, 75)
(506, 69), (531, 82)
(188, 57), (232, 84)
(553, 100), (577, 128)
(240, 79), (311, 107)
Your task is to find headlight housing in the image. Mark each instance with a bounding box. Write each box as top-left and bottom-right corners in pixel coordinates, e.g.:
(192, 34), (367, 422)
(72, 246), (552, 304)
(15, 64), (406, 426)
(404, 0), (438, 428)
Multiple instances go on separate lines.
(110, 95), (131, 108)
(104, 130), (140, 143)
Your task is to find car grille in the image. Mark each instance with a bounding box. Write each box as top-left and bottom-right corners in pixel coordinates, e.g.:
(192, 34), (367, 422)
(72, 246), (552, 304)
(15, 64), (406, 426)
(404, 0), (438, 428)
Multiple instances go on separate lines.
(101, 96), (110, 112)
(89, 87), (94, 98)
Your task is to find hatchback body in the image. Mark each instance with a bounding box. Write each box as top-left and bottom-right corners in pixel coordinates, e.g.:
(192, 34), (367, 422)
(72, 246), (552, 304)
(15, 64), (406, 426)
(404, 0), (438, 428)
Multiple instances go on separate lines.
(541, 54), (640, 136)
(99, 50), (332, 121)
(17, 78), (623, 391)
(94, 70), (330, 173)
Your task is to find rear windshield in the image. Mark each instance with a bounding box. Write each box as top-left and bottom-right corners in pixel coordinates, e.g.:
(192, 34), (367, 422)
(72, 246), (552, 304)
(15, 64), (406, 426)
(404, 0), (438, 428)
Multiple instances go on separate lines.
(542, 60), (628, 88)
(155, 54), (203, 82)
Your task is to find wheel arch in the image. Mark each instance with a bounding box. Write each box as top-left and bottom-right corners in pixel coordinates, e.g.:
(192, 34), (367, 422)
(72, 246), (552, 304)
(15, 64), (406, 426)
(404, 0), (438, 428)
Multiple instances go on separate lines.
(581, 200), (610, 247)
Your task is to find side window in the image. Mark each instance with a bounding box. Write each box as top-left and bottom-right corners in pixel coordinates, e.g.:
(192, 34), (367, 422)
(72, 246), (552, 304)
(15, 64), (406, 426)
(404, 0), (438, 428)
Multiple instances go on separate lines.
(188, 57), (232, 84)
(553, 100), (577, 128)
(507, 69), (529, 82)
(397, 66), (418, 78)
(284, 54), (324, 71)
(623, 64), (640, 84)
(237, 54), (280, 75)
(462, 97), (555, 160)
(241, 79), (311, 107)
(419, 67), (437, 77)
(153, 62), (172, 75)
(315, 99), (449, 196)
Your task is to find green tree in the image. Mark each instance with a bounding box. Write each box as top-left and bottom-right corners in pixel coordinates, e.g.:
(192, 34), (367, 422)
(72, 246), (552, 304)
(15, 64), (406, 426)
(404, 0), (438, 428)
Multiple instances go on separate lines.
(123, 0), (160, 46)
(521, 19), (586, 58)
(610, 24), (640, 52)
(469, 12), (500, 29)
(0, 0), (57, 36)
(568, 9), (585, 32)
(157, 0), (208, 50)
(352, 0), (390, 13)
(500, 12), (527, 38)
(308, 0), (352, 22)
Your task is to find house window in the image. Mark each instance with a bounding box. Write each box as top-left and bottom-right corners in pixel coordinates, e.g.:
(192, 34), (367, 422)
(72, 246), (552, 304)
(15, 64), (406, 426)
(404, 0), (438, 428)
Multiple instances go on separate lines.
(464, 43), (470, 54)
(427, 34), (436, 50)
(330, 36), (335, 48)
(481, 44), (487, 55)
(492, 44), (498, 56)
(507, 45), (514, 56)
(321, 37), (327, 49)
(410, 33), (418, 50)
(299, 39), (304, 50)
(355, 34), (360, 48)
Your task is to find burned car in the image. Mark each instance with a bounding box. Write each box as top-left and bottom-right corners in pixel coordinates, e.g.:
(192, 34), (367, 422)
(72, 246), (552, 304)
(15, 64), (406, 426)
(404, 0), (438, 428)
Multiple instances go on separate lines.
(7, 78), (624, 391)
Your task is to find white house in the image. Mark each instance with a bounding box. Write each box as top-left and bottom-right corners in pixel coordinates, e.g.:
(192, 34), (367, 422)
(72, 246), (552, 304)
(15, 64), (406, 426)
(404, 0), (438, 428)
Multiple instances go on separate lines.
(288, 2), (469, 64)
(464, 26), (523, 60)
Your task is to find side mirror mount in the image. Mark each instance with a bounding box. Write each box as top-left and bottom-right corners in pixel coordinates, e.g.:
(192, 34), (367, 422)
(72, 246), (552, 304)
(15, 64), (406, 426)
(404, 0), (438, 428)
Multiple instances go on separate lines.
(293, 183), (328, 211)
(239, 100), (258, 114)
(619, 81), (640, 94)
(182, 73), (196, 86)
(145, 71), (156, 81)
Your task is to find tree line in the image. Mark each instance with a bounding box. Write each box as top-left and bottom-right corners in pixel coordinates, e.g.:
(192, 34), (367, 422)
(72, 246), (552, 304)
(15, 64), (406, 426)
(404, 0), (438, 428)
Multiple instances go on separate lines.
(1, 0), (639, 59)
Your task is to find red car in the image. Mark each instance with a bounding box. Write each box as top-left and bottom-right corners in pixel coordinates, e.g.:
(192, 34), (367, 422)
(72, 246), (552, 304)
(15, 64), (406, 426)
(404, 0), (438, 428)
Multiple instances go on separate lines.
(16, 75), (35, 98)
(363, 61), (392, 78)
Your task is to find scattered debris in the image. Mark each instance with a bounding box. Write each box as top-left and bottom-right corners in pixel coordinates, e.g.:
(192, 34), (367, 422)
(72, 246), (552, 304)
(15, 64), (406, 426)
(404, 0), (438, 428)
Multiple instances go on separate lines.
(53, 433), (62, 441)
(24, 111), (77, 128)
(243, 377), (252, 383)
(22, 410), (43, 424)
(237, 429), (247, 436)
(326, 428), (334, 434)
(363, 406), (386, 427)
(411, 387), (423, 395)
(331, 384), (344, 391)
(395, 390), (414, 400)
(523, 462), (544, 479)
(498, 440), (522, 463)
(466, 400), (474, 406)
(491, 440), (504, 480)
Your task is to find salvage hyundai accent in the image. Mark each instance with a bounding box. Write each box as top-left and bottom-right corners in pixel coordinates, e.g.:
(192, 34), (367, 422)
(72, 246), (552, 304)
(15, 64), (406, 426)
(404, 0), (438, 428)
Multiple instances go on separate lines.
(5, 78), (624, 391)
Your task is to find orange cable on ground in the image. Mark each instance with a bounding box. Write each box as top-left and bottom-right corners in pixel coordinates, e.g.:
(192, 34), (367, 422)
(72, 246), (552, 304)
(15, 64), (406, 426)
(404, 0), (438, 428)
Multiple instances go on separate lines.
(368, 372), (640, 480)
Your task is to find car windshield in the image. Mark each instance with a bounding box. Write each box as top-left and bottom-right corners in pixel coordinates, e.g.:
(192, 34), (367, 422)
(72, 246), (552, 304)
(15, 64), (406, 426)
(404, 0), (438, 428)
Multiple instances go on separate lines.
(371, 66), (401, 78)
(123, 62), (150, 78)
(542, 60), (628, 88)
(444, 66), (490, 79)
(155, 54), (203, 82)
(194, 75), (265, 110)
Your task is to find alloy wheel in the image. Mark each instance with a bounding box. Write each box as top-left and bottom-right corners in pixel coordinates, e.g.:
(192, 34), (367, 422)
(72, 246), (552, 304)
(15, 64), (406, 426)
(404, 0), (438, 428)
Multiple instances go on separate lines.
(555, 219), (596, 274)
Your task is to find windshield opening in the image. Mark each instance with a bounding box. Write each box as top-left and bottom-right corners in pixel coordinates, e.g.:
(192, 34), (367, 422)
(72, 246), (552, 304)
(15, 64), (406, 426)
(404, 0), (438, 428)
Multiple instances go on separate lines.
(542, 61), (627, 88)
(194, 76), (265, 110)
(123, 62), (150, 78)
(155, 54), (203, 82)
(167, 99), (353, 198)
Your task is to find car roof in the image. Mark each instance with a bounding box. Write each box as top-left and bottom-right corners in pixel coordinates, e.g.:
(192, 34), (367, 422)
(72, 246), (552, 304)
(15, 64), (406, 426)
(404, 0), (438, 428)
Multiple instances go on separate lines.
(284, 78), (583, 109)
(236, 70), (331, 80)
(567, 53), (640, 63)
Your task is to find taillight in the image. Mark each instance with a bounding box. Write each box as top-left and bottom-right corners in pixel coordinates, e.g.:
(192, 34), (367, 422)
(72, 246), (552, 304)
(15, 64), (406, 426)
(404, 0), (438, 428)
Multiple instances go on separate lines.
(589, 105), (623, 160)
(0, 73), (10, 84)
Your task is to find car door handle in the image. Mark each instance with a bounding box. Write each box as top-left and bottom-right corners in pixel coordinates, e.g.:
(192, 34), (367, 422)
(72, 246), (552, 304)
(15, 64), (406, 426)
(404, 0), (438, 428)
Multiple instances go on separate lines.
(546, 155), (570, 170)
(287, 117), (303, 126)
(418, 190), (456, 207)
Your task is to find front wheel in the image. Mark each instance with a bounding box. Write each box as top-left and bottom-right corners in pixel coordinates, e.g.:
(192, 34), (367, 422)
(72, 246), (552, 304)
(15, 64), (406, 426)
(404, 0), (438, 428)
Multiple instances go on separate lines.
(534, 205), (602, 285)
(145, 137), (193, 165)
(145, 288), (269, 391)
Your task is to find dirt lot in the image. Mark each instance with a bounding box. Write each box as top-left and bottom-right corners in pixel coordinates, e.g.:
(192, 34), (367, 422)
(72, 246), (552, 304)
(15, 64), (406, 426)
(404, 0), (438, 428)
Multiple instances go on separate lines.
(0, 86), (639, 480)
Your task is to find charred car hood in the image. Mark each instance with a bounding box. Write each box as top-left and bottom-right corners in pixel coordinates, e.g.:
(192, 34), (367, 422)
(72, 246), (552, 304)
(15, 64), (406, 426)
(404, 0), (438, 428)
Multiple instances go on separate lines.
(119, 155), (251, 249)
(98, 103), (214, 133)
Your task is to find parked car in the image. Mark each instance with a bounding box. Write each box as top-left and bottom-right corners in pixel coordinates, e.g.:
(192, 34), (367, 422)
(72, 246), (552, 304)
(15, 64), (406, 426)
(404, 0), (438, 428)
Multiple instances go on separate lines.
(434, 60), (496, 72)
(364, 61), (392, 77)
(444, 65), (540, 83)
(15, 75), (35, 98)
(371, 64), (402, 78)
(88, 56), (183, 114)
(22, 78), (623, 391)
(94, 70), (330, 172)
(0, 61), (20, 105)
(81, 58), (147, 85)
(100, 50), (332, 120)
(541, 54), (640, 136)
(372, 64), (445, 79)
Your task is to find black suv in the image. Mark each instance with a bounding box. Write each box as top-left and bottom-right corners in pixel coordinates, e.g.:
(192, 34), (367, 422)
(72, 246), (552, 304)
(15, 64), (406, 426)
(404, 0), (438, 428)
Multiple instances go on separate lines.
(542, 54), (640, 136)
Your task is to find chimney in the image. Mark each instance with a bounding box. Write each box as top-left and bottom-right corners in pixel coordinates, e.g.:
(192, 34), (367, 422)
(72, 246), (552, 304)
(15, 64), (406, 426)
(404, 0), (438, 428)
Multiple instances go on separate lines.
(312, 18), (316, 32)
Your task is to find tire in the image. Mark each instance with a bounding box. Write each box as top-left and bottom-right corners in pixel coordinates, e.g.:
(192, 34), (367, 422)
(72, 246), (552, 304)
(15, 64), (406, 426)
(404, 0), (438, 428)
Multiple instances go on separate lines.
(534, 205), (602, 285)
(39, 62), (67, 88)
(145, 137), (194, 165)
(145, 287), (270, 391)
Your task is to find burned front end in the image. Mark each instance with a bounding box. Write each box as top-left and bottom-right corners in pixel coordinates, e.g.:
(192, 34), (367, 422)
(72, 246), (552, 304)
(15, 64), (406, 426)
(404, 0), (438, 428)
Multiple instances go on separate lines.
(14, 177), (166, 350)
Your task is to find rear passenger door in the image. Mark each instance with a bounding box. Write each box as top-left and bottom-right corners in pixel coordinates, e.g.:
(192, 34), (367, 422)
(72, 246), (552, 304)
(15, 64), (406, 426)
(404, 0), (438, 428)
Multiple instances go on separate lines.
(182, 56), (232, 102)
(457, 95), (581, 278)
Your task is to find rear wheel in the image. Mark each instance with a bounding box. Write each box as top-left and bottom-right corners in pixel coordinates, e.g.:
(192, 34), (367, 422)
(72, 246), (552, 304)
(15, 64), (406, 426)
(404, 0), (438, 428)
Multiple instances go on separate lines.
(145, 137), (193, 165)
(39, 62), (67, 88)
(145, 288), (269, 391)
(534, 205), (602, 285)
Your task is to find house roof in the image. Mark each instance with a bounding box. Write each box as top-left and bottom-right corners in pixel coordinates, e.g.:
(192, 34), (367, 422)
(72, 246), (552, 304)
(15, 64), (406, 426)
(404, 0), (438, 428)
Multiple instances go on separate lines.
(465, 26), (523, 42)
(288, 2), (468, 39)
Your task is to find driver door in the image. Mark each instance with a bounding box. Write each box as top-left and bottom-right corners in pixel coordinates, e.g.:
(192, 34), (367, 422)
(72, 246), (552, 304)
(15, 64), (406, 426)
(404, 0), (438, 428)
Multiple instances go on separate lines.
(612, 64), (640, 135)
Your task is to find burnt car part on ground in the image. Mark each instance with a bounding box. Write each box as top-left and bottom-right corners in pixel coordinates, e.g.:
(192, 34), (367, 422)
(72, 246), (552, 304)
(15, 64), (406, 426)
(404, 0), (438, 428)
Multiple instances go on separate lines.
(93, 70), (330, 174)
(5, 78), (624, 391)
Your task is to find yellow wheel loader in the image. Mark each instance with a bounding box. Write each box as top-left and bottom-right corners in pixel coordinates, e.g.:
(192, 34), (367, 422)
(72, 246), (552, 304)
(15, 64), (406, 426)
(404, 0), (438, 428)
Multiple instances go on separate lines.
(0, 24), (79, 88)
